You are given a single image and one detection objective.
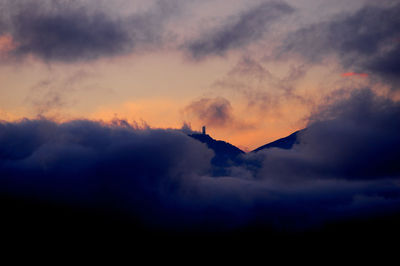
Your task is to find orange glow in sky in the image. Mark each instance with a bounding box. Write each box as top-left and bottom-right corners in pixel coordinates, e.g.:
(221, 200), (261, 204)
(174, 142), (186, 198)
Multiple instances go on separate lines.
(0, 34), (17, 55)
(342, 72), (369, 78)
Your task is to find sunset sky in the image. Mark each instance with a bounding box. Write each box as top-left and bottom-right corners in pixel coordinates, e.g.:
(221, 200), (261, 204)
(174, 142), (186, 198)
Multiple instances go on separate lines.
(1, 0), (398, 151)
(1, 0), (400, 242)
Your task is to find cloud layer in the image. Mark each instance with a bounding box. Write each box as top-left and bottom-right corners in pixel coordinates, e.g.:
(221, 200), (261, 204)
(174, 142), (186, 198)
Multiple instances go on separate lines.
(1, 88), (400, 231)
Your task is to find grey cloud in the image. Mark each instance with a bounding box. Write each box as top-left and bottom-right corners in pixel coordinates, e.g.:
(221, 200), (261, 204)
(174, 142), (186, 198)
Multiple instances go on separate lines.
(24, 71), (97, 116)
(186, 1), (294, 59)
(1, 0), (178, 62)
(227, 56), (273, 81)
(184, 97), (234, 127)
(213, 57), (309, 113)
(281, 3), (400, 86)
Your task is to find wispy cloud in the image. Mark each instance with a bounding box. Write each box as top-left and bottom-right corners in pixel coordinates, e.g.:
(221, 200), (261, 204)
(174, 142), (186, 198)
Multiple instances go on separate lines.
(280, 3), (400, 87)
(185, 1), (294, 59)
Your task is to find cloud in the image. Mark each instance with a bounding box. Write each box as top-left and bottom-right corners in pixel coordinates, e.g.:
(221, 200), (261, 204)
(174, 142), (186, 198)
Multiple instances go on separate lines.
(254, 88), (400, 181)
(281, 3), (400, 86)
(0, 119), (215, 225)
(1, 88), (400, 233)
(305, 89), (400, 179)
(24, 70), (97, 116)
(184, 97), (235, 127)
(213, 57), (309, 113)
(0, 0), (178, 62)
(186, 1), (294, 59)
(227, 56), (273, 81)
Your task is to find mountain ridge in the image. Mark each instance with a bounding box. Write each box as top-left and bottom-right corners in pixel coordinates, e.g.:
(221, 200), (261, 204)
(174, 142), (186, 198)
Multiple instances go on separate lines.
(189, 129), (302, 157)
(252, 130), (302, 152)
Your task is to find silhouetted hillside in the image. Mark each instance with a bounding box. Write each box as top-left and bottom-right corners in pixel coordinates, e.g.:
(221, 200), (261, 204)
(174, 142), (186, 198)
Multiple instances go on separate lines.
(189, 133), (244, 171)
(252, 130), (302, 152)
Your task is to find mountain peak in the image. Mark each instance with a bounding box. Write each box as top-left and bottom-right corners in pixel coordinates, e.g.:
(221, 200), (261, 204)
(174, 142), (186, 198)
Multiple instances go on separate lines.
(252, 130), (302, 152)
(189, 133), (244, 171)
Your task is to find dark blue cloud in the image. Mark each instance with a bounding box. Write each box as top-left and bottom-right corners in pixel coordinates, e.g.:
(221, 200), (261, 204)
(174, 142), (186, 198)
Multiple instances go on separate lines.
(1, 89), (400, 232)
(252, 89), (400, 182)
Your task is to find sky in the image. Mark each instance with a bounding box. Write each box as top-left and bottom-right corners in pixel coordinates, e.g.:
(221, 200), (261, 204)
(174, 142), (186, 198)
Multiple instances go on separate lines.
(1, 0), (398, 150)
(1, 0), (400, 235)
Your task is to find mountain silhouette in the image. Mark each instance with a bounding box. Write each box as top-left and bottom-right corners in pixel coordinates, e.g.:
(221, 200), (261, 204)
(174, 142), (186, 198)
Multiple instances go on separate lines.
(189, 129), (302, 173)
(189, 133), (244, 173)
(252, 130), (302, 152)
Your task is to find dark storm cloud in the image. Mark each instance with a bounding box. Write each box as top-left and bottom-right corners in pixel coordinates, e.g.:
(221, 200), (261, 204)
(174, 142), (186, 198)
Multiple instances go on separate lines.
(186, 1), (294, 59)
(1, 89), (400, 231)
(0, 119), (215, 225)
(281, 3), (400, 86)
(302, 89), (400, 178)
(1, 0), (177, 62)
(184, 97), (234, 127)
(253, 88), (400, 181)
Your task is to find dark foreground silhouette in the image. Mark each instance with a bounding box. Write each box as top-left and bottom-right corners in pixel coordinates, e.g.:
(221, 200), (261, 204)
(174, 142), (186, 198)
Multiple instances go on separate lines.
(2, 193), (400, 251)
(3, 130), (399, 247)
(252, 130), (301, 152)
(1, 105), (399, 253)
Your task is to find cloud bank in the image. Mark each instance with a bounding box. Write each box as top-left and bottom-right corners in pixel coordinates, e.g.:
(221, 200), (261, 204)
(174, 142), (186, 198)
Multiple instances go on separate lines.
(254, 89), (400, 181)
(1, 88), (400, 231)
